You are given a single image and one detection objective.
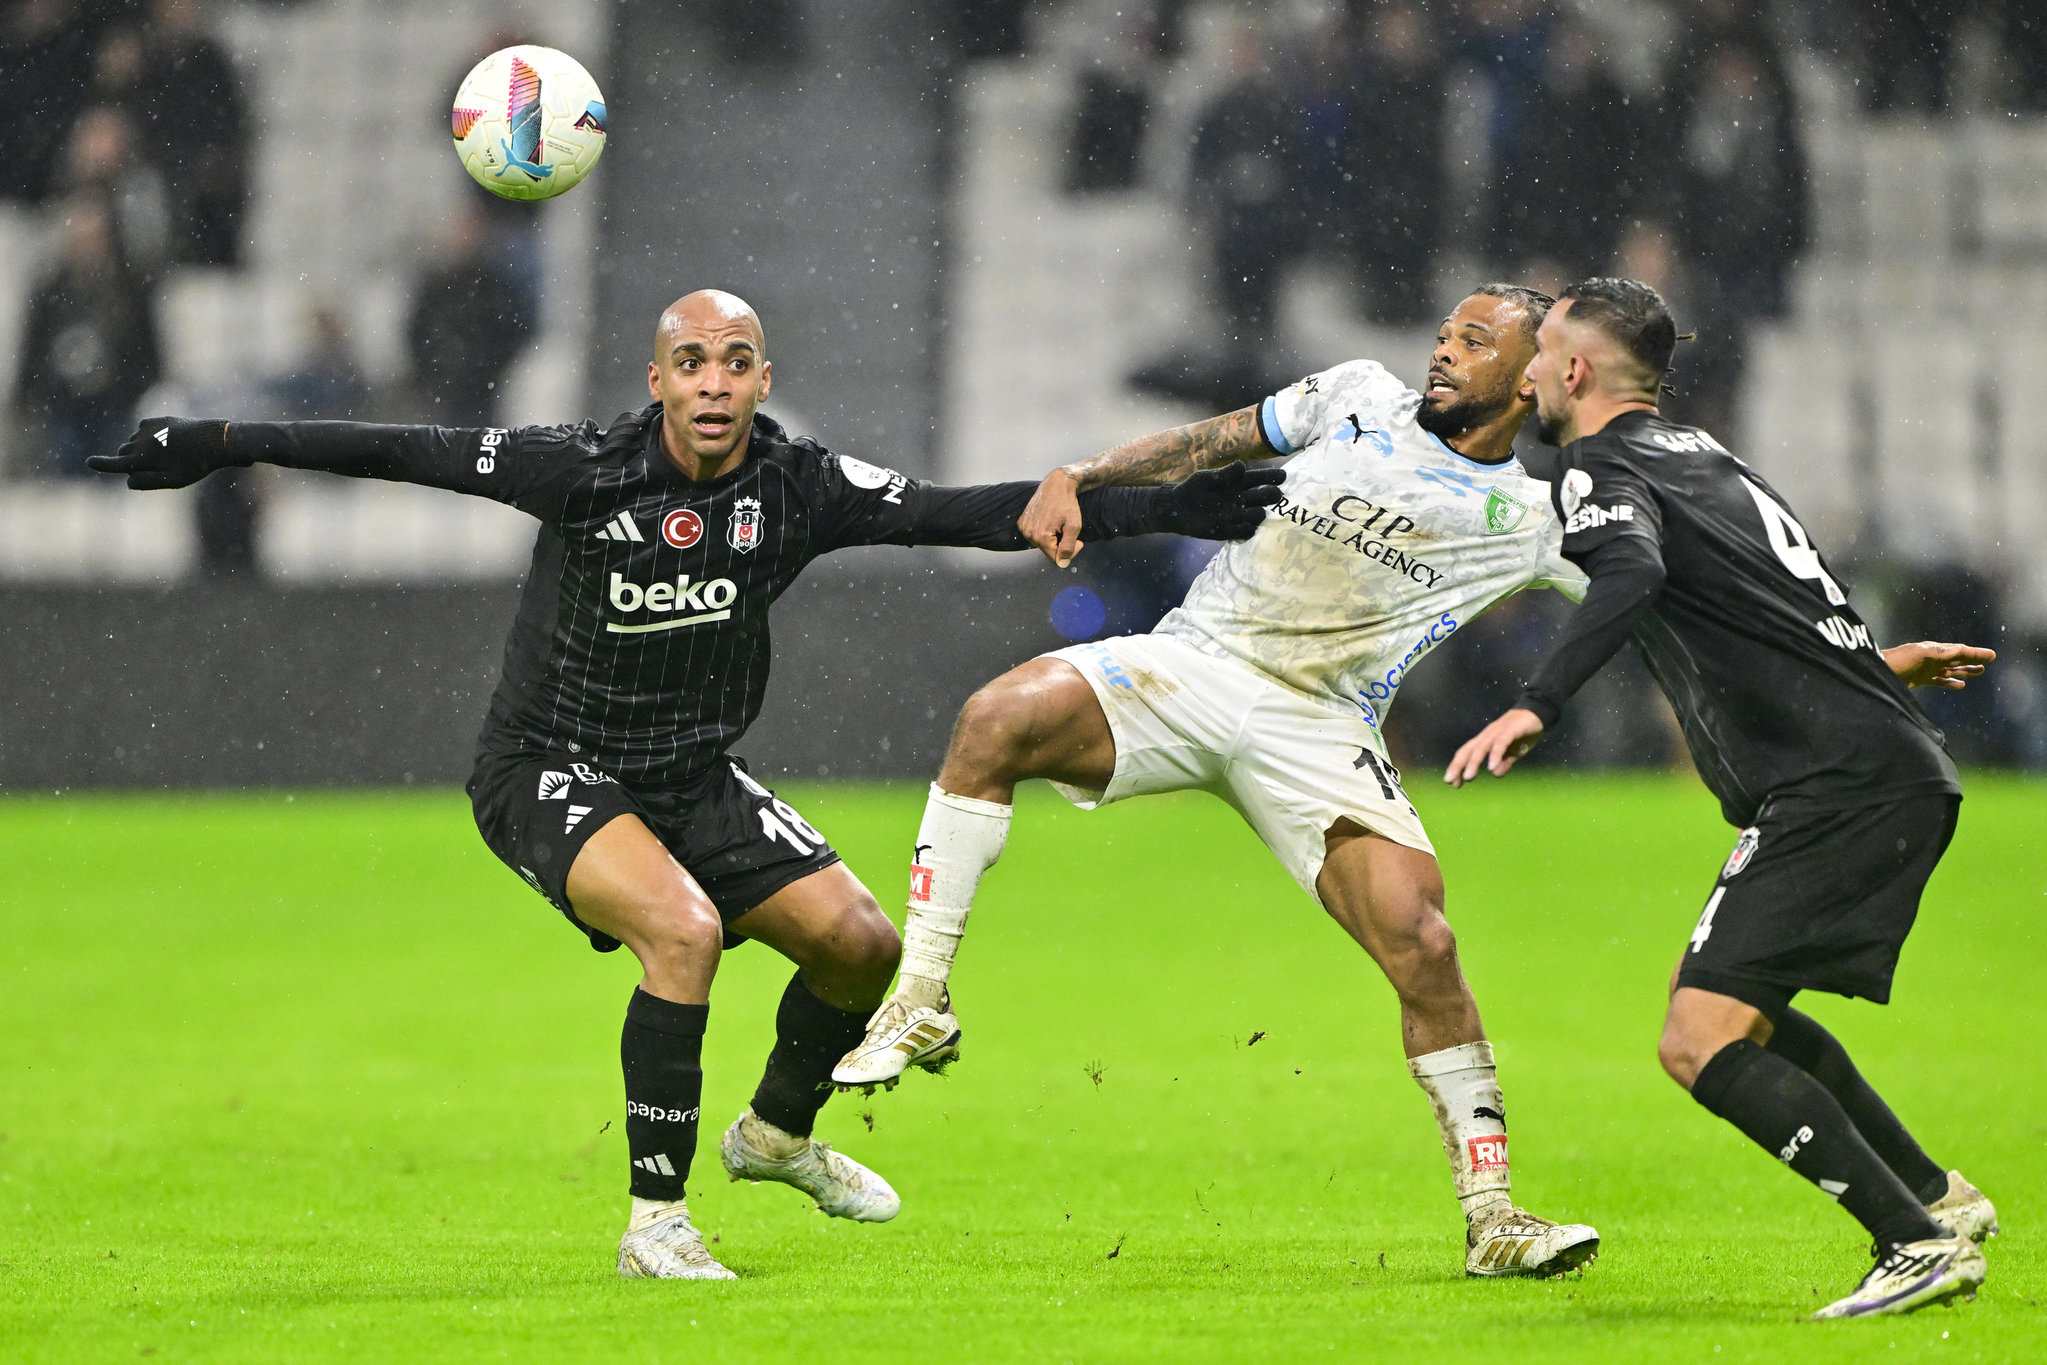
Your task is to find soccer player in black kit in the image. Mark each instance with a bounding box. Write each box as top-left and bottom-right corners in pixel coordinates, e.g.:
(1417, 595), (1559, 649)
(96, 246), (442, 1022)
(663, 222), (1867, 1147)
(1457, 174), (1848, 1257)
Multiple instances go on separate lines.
(1444, 279), (2000, 1319)
(90, 289), (1280, 1280)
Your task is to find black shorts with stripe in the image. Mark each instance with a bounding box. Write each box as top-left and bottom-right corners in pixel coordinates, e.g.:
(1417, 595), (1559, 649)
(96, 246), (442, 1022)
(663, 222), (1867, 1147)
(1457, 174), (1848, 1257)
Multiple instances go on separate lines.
(1673, 793), (1960, 1017)
(467, 749), (840, 952)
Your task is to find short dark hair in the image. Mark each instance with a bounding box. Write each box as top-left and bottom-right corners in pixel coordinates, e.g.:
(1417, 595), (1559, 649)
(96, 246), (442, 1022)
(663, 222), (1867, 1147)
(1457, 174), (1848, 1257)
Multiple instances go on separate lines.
(1470, 282), (1554, 343)
(1557, 277), (1678, 390)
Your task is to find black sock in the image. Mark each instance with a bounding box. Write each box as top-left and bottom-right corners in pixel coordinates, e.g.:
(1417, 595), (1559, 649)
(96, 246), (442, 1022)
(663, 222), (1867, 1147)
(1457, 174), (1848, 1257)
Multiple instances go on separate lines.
(1692, 1039), (1946, 1248)
(1768, 1009), (1949, 1205)
(621, 988), (708, 1200)
(749, 973), (870, 1138)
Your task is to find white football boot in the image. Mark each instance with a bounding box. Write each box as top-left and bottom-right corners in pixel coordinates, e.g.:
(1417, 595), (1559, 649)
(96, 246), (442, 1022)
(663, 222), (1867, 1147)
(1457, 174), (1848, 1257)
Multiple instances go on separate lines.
(616, 1203), (736, 1280)
(719, 1111), (901, 1222)
(831, 990), (961, 1090)
(1811, 1235), (1985, 1319)
(1926, 1170), (2000, 1244)
(1464, 1203), (1601, 1277)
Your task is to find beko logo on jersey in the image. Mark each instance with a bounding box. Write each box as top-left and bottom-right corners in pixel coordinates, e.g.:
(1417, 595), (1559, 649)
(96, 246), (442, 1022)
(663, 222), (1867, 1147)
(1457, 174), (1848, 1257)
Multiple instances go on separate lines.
(606, 572), (738, 633)
(1564, 503), (1634, 534)
(475, 428), (507, 473)
(1274, 494), (1444, 588)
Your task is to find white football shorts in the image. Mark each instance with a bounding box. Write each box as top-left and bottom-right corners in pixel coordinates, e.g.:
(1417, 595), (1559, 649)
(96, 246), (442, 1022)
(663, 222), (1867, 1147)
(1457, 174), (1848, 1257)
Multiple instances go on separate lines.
(1043, 632), (1434, 902)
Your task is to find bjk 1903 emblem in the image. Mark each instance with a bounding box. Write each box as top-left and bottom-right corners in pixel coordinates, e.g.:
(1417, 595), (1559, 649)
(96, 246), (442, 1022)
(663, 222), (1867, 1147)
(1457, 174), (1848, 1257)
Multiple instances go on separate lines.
(727, 496), (764, 553)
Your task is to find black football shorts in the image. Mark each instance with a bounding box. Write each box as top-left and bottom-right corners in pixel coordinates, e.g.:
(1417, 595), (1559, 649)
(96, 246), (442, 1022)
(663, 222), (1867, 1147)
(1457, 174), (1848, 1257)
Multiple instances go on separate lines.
(467, 749), (841, 952)
(1674, 793), (1960, 1016)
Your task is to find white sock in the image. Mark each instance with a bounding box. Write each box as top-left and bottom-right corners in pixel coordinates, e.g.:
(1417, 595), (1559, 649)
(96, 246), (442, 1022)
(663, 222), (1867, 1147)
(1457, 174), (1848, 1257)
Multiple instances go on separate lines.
(898, 784), (1011, 1007)
(1408, 1041), (1512, 1219)
(629, 1195), (691, 1232)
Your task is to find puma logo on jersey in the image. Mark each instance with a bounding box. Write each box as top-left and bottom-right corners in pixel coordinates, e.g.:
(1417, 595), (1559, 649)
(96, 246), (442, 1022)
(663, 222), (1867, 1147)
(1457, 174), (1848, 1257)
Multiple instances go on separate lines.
(1565, 503), (1634, 534)
(1815, 616), (1874, 651)
(596, 511), (645, 542)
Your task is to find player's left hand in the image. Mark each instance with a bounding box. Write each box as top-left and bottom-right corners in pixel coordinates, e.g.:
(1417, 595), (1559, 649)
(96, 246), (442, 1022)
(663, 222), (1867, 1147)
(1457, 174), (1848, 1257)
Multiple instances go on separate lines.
(1883, 640), (1996, 690)
(87, 418), (237, 490)
(1444, 707), (1547, 786)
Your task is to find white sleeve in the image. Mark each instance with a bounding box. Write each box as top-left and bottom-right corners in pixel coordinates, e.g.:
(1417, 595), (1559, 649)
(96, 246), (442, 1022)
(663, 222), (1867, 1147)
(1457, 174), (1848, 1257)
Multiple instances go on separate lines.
(1260, 359), (1404, 455)
(1531, 517), (1589, 603)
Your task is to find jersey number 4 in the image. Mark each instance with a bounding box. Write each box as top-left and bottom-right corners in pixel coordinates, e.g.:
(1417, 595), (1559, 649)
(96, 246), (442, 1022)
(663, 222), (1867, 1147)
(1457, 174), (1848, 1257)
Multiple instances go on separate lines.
(1741, 477), (1846, 607)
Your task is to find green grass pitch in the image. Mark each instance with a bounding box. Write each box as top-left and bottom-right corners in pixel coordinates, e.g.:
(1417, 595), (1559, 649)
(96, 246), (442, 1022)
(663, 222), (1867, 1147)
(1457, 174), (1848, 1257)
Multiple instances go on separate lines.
(3, 774), (2041, 1362)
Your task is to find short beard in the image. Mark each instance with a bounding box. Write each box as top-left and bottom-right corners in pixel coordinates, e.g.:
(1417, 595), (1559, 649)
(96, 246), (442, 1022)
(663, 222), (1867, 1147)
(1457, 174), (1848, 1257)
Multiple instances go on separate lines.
(1536, 409), (1565, 445)
(1415, 392), (1501, 441)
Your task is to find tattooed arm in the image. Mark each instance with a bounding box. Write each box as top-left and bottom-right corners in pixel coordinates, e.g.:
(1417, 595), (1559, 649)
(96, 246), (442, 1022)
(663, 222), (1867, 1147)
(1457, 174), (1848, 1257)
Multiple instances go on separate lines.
(1019, 405), (1272, 566)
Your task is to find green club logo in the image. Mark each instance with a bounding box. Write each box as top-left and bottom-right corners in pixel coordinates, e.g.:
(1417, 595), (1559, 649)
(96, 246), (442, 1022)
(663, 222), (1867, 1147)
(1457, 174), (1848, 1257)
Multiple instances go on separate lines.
(1484, 487), (1528, 535)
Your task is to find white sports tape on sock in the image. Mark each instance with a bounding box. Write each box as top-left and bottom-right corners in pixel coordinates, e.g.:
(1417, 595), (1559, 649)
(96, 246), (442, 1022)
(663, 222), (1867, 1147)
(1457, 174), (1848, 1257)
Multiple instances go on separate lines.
(1409, 1041), (1511, 1203)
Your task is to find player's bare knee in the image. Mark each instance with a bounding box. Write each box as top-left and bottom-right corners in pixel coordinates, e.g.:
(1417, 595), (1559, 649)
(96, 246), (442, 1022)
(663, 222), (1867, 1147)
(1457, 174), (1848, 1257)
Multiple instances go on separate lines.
(948, 679), (1040, 777)
(1656, 1019), (1711, 1090)
(637, 900), (725, 977)
(1378, 907), (1461, 998)
(837, 890), (902, 983)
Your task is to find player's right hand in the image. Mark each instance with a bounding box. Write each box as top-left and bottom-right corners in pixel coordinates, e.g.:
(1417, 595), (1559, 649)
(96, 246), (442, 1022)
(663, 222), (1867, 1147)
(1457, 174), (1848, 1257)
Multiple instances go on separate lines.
(1444, 707), (1547, 786)
(1020, 466), (1087, 567)
(86, 418), (236, 490)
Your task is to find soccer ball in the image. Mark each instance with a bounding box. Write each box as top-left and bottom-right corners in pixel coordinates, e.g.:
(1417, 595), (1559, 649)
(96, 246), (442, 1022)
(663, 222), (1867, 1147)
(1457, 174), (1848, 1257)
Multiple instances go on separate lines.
(451, 45), (607, 202)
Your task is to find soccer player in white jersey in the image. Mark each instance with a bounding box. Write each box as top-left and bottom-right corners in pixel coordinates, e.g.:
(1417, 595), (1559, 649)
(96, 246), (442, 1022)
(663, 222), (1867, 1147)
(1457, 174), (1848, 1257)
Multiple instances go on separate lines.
(836, 286), (1602, 1277)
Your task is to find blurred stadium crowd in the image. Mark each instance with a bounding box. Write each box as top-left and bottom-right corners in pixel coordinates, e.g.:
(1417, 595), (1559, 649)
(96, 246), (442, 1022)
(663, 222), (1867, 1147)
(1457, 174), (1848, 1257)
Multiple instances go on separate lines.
(0, 0), (572, 574)
(1, 0), (2042, 775)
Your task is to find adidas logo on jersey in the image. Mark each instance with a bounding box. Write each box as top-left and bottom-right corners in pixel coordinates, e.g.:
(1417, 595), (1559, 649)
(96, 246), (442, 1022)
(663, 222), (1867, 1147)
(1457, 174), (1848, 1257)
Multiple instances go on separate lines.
(564, 804), (593, 832)
(596, 511), (645, 542)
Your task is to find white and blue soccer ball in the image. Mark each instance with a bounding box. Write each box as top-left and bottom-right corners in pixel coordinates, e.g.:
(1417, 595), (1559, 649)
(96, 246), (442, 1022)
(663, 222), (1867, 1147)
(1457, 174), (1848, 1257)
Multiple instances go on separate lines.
(451, 45), (607, 202)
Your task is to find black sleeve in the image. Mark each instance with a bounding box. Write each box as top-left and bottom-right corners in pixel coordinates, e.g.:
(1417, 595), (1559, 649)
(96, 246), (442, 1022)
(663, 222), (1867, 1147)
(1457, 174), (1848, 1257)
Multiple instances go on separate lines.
(1515, 533), (1666, 727)
(224, 419), (595, 520)
(1556, 441), (1665, 560)
(802, 450), (1194, 553)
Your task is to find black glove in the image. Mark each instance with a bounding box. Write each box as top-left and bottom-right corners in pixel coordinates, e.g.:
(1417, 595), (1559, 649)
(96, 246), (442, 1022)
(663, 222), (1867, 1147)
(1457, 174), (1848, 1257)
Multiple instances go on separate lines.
(86, 418), (240, 490)
(1156, 462), (1286, 540)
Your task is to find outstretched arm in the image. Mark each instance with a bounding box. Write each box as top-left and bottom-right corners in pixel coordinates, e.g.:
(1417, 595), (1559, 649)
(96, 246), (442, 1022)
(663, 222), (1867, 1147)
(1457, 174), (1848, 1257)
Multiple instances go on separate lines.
(1883, 641), (1995, 689)
(1443, 535), (1666, 786)
(1019, 405), (1273, 566)
(88, 417), (576, 512)
(852, 463), (1283, 552)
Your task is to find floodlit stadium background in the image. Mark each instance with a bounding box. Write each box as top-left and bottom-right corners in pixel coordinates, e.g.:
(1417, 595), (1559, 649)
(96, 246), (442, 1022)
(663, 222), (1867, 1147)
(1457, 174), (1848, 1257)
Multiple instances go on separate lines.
(2, 0), (2044, 788)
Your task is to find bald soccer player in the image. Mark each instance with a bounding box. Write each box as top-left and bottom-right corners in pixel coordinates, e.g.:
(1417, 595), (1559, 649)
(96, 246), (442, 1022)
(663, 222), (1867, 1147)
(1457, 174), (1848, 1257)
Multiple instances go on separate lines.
(91, 290), (1282, 1279)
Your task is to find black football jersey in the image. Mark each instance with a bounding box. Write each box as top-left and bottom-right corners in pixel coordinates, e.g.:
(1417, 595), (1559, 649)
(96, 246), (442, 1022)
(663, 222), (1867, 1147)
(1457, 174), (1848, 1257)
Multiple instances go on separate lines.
(231, 406), (1073, 786)
(1548, 410), (1957, 826)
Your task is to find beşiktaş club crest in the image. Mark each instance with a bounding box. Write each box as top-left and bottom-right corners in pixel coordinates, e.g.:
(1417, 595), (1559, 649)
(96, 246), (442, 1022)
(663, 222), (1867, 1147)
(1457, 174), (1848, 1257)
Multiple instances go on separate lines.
(1722, 826), (1761, 879)
(727, 496), (765, 553)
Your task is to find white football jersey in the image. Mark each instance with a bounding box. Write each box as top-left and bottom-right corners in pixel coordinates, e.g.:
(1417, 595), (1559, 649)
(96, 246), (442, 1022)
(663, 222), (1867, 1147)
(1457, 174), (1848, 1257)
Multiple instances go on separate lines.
(1156, 359), (1586, 740)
